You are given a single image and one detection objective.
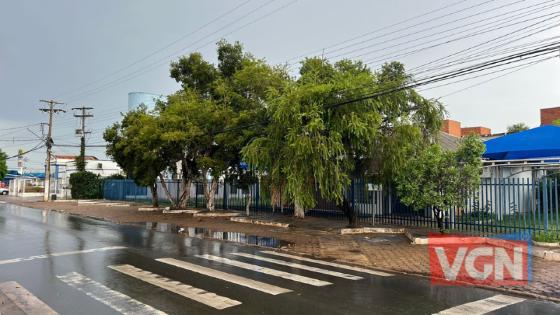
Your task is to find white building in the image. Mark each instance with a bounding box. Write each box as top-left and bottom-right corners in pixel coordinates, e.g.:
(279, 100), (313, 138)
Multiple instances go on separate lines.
(51, 155), (123, 198)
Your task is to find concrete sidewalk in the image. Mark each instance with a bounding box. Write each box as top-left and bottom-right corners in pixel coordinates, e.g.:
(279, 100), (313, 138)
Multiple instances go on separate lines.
(3, 196), (560, 303)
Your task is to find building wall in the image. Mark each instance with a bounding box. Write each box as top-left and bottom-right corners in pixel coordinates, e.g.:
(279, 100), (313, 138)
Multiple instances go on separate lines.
(461, 126), (492, 136)
(128, 92), (165, 111)
(442, 119), (462, 137)
(540, 106), (560, 125)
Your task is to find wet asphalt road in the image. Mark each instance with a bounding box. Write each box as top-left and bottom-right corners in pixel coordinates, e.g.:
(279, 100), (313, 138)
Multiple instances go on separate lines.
(0, 201), (559, 315)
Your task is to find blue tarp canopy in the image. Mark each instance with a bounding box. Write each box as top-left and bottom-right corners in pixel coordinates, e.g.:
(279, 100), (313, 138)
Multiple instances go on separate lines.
(483, 125), (560, 160)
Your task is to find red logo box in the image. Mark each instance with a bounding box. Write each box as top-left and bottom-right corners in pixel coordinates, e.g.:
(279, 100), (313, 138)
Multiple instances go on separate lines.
(429, 234), (529, 287)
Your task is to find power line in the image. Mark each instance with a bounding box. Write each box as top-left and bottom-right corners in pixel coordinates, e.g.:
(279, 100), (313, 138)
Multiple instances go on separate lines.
(60, 0), (283, 102)
(54, 0), (255, 100)
(324, 42), (560, 109)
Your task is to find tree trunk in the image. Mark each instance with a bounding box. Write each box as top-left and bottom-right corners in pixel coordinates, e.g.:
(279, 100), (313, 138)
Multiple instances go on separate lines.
(178, 178), (191, 208)
(294, 200), (305, 218)
(158, 175), (176, 208)
(433, 206), (445, 234)
(150, 183), (159, 208)
(338, 197), (357, 227)
(245, 188), (252, 216)
(204, 178), (218, 211)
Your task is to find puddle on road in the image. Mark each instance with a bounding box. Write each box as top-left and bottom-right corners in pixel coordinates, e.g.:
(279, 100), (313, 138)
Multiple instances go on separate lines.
(144, 222), (293, 249)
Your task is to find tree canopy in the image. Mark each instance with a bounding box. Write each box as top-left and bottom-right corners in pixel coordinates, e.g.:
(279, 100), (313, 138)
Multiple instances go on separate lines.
(104, 105), (170, 207)
(395, 135), (485, 232)
(103, 40), (476, 225)
(507, 122), (529, 134)
(243, 58), (445, 223)
(161, 40), (288, 210)
(0, 149), (7, 181)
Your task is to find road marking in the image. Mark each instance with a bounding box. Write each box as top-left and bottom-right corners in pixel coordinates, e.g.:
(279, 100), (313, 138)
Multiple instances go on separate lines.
(108, 264), (241, 310)
(434, 294), (525, 315)
(260, 251), (393, 277)
(196, 254), (331, 286)
(57, 272), (166, 315)
(232, 253), (362, 280)
(156, 258), (292, 295)
(0, 246), (126, 266)
(0, 281), (59, 315)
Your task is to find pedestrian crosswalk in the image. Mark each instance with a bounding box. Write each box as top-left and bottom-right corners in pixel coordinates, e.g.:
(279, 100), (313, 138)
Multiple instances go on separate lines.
(433, 294), (525, 315)
(196, 254), (332, 286)
(156, 257), (292, 295)
(232, 252), (364, 280)
(39, 249), (527, 314)
(57, 272), (167, 315)
(109, 264), (242, 310)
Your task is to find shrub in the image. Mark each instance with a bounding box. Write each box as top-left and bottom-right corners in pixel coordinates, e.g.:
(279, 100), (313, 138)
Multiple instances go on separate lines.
(69, 171), (103, 199)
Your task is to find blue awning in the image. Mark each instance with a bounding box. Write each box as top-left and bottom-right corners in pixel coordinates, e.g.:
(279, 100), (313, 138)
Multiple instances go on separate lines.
(484, 125), (560, 160)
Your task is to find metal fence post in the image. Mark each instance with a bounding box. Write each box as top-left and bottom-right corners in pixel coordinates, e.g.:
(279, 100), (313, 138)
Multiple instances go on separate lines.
(544, 177), (549, 231)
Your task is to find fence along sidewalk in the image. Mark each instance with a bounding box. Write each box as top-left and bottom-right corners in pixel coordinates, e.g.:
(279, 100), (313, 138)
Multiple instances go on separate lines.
(103, 177), (560, 236)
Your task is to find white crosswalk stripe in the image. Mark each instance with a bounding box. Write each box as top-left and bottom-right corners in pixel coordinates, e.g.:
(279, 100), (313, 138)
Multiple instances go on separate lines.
(156, 258), (292, 295)
(0, 281), (58, 315)
(108, 264), (242, 310)
(233, 252), (363, 280)
(57, 272), (167, 315)
(260, 251), (393, 277)
(0, 246), (127, 266)
(434, 294), (525, 315)
(196, 254), (332, 286)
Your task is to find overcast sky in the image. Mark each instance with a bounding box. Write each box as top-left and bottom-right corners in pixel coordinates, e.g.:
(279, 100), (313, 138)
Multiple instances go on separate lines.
(1, 0), (559, 172)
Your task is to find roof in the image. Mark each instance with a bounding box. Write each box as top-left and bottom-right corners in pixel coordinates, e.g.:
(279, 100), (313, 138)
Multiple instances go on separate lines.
(483, 125), (560, 160)
(53, 155), (98, 161)
(437, 131), (460, 151)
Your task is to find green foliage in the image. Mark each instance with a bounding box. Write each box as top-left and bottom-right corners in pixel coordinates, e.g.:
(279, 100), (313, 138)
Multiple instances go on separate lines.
(164, 40), (288, 210)
(533, 230), (560, 243)
(396, 135), (485, 211)
(243, 58), (444, 220)
(507, 122), (529, 134)
(75, 137), (86, 172)
(69, 171), (103, 199)
(104, 106), (170, 207)
(0, 149), (7, 181)
(552, 119), (560, 126)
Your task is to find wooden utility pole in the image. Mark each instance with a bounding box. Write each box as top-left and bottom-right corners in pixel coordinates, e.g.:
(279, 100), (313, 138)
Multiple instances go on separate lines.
(39, 99), (65, 202)
(72, 106), (93, 172)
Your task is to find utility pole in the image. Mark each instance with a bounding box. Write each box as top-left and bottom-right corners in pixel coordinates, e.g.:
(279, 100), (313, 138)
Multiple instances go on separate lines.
(39, 99), (65, 202)
(72, 107), (93, 172)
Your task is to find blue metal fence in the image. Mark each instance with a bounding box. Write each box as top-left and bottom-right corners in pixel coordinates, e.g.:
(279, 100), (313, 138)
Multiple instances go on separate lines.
(102, 177), (560, 236)
(103, 179), (148, 201)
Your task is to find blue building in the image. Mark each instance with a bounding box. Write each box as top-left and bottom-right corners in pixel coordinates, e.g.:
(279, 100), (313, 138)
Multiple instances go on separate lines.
(127, 92), (165, 111)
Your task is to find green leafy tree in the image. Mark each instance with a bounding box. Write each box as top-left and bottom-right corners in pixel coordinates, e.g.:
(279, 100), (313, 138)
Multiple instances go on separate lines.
(0, 149), (7, 181)
(104, 106), (171, 207)
(165, 40), (287, 210)
(243, 59), (444, 224)
(395, 135), (485, 233)
(507, 122), (529, 134)
(69, 171), (102, 199)
(75, 136), (86, 172)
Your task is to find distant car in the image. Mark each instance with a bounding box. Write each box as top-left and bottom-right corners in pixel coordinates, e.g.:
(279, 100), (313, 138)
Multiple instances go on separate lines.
(0, 187), (8, 195)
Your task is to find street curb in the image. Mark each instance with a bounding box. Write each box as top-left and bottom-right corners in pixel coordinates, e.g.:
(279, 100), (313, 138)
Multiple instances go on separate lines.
(230, 217), (290, 228)
(340, 227), (405, 235)
(162, 209), (202, 214)
(193, 212), (241, 217)
(138, 207), (164, 211)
